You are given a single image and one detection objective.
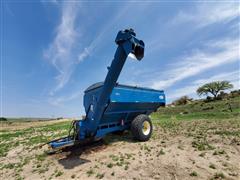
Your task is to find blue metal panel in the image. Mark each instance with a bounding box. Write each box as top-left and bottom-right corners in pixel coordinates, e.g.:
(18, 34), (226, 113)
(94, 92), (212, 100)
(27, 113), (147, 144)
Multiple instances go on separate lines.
(111, 86), (165, 103)
(83, 83), (165, 111)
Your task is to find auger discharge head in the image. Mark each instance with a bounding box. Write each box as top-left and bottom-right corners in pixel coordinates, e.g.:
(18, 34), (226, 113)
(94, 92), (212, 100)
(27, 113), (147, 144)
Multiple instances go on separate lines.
(115, 28), (145, 60)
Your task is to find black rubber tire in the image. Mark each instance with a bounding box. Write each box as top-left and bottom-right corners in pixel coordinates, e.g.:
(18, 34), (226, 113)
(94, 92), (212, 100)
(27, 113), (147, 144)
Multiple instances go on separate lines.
(131, 114), (152, 141)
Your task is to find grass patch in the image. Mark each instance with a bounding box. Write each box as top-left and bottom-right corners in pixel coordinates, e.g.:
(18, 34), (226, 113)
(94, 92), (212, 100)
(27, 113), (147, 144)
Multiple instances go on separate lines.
(192, 140), (215, 151)
(209, 164), (216, 169)
(0, 121), (71, 157)
(213, 150), (226, 156)
(215, 130), (240, 137)
(109, 154), (119, 161)
(86, 168), (94, 177)
(55, 170), (63, 177)
(96, 173), (104, 179)
(213, 172), (225, 179)
(190, 171), (198, 176)
(107, 163), (113, 168)
(152, 96), (240, 124)
(157, 149), (165, 156)
(35, 152), (47, 162)
(199, 152), (206, 157)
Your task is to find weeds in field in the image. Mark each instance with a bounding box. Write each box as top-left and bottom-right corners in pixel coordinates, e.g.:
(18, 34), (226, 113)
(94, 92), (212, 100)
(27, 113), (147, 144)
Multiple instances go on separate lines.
(35, 152), (47, 162)
(212, 172), (225, 179)
(96, 173), (104, 179)
(213, 150), (226, 155)
(55, 170), (63, 177)
(141, 144), (151, 152)
(190, 171), (198, 176)
(199, 152), (206, 157)
(0, 121), (71, 157)
(215, 130), (240, 137)
(1, 163), (15, 169)
(86, 168), (94, 177)
(107, 163), (113, 168)
(109, 154), (119, 161)
(192, 140), (215, 151)
(157, 149), (165, 157)
(209, 164), (216, 169)
(15, 173), (24, 180)
(94, 165), (99, 169)
(38, 165), (49, 174)
(222, 162), (228, 167)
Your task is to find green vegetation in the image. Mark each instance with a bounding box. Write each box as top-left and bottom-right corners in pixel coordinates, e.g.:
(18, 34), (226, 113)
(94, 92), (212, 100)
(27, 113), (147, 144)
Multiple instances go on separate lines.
(0, 121), (71, 157)
(86, 168), (95, 177)
(213, 172), (225, 179)
(190, 171), (198, 176)
(209, 164), (216, 169)
(152, 96), (240, 124)
(197, 81), (233, 98)
(213, 150), (226, 156)
(55, 170), (63, 177)
(157, 149), (165, 156)
(192, 140), (215, 151)
(109, 153), (131, 168)
(107, 163), (113, 168)
(96, 173), (104, 179)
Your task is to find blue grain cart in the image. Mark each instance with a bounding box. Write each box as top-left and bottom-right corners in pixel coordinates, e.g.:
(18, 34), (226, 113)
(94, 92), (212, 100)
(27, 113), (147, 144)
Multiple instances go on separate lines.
(49, 29), (165, 149)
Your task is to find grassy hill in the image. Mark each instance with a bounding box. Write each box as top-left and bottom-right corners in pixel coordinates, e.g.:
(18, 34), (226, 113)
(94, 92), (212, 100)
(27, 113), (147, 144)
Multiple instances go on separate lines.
(152, 96), (240, 121)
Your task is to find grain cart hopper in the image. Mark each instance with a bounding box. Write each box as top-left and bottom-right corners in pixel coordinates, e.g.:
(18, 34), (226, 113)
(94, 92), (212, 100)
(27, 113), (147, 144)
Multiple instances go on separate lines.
(48, 29), (166, 149)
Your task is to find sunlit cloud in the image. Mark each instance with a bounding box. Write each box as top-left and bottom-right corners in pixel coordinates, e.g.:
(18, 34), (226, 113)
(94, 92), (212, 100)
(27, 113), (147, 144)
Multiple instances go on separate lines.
(44, 2), (80, 94)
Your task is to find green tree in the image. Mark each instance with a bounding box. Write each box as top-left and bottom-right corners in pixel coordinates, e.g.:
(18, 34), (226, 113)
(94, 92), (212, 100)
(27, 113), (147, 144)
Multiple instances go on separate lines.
(197, 81), (233, 98)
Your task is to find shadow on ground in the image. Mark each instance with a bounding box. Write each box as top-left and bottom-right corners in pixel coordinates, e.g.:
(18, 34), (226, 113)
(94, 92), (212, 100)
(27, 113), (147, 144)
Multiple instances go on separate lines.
(48, 131), (136, 169)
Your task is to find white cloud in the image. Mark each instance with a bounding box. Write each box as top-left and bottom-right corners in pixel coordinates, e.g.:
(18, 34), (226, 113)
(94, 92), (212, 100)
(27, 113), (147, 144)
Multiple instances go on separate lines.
(49, 91), (83, 107)
(76, 4), (132, 64)
(194, 71), (239, 86)
(44, 2), (79, 94)
(167, 70), (239, 100)
(44, 2), (133, 95)
(151, 38), (239, 89)
(78, 47), (90, 63)
(170, 2), (239, 28)
(146, 2), (240, 101)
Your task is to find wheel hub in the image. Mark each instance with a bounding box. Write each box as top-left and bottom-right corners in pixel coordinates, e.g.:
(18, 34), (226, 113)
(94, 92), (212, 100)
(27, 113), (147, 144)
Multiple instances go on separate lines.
(142, 121), (151, 135)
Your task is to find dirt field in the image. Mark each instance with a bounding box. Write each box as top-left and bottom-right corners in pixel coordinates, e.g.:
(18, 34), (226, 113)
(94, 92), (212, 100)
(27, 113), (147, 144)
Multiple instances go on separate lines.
(0, 117), (240, 180)
(0, 119), (73, 131)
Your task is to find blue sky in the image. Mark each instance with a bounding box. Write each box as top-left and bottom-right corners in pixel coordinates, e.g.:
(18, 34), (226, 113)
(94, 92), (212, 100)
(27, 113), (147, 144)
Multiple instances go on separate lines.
(1, 1), (239, 118)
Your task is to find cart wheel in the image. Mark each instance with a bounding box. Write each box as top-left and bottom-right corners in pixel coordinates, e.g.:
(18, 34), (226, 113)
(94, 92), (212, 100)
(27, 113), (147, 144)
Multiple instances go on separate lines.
(131, 114), (152, 141)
